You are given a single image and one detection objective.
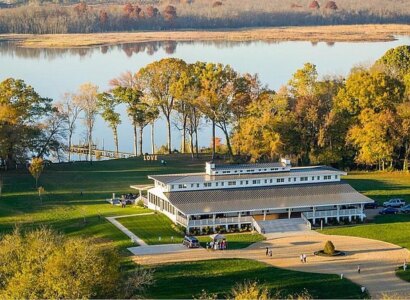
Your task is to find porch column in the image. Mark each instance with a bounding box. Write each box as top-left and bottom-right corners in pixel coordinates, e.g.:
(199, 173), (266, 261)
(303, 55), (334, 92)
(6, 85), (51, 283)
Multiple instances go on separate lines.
(186, 215), (190, 234)
(312, 207), (316, 225)
(336, 205), (340, 222)
(360, 204), (364, 221)
(263, 210), (267, 221)
(325, 217), (328, 224)
(139, 189), (142, 201)
(213, 214), (216, 232)
(238, 212), (241, 228)
(288, 208), (292, 219)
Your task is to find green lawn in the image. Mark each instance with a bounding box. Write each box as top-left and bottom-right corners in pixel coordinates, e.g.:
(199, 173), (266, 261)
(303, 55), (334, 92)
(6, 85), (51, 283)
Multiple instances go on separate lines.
(117, 213), (184, 245)
(197, 232), (265, 249)
(0, 157), (203, 250)
(396, 266), (410, 282)
(343, 171), (410, 205)
(144, 259), (366, 299)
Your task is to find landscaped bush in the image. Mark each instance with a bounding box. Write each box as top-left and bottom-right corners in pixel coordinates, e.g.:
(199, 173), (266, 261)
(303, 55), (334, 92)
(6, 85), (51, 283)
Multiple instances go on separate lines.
(136, 199), (145, 207)
(324, 240), (336, 255)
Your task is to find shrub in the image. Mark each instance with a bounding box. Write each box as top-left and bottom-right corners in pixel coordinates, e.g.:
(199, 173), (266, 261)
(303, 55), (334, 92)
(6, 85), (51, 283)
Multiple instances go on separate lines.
(230, 280), (269, 300)
(323, 240), (336, 255)
(309, 1), (320, 9)
(325, 1), (338, 10)
(136, 199), (145, 207)
(212, 1), (223, 8)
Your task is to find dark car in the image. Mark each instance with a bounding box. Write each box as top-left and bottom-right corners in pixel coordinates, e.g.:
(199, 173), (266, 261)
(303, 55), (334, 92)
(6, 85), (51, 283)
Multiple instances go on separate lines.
(400, 204), (410, 214)
(364, 202), (378, 209)
(379, 207), (399, 215)
(182, 235), (200, 248)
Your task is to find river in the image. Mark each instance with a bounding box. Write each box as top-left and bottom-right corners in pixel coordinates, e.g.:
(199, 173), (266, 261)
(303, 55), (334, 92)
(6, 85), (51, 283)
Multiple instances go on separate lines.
(1, 37), (409, 158)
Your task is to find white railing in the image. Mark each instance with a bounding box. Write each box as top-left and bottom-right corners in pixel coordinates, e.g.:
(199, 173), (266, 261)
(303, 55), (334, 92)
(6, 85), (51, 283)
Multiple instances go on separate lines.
(176, 215), (188, 226)
(300, 213), (312, 230)
(251, 217), (263, 233)
(303, 208), (363, 219)
(188, 216), (253, 227)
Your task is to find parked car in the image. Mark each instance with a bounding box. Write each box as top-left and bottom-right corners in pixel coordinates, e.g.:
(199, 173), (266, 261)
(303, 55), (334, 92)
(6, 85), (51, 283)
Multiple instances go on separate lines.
(364, 202), (378, 209)
(383, 198), (406, 208)
(400, 204), (410, 214)
(379, 207), (399, 215)
(182, 235), (200, 248)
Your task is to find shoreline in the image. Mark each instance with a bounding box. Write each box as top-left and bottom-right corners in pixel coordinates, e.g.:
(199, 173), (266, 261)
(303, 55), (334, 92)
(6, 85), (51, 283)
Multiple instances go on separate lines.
(1, 24), (410, 48)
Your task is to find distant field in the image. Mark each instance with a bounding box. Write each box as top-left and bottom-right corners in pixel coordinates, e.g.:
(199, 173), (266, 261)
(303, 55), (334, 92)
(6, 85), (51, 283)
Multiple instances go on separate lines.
(145, 259), (366, 299)
(2, 24), (410, 48)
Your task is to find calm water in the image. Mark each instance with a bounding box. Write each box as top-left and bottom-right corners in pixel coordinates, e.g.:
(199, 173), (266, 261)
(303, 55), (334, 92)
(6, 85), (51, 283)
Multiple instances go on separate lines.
(1, 37), (410, 157)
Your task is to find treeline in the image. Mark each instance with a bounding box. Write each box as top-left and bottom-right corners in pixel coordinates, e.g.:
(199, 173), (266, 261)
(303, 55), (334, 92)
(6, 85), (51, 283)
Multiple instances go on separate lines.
(1, 0), (410, 33)
(1, 45), (410, 171)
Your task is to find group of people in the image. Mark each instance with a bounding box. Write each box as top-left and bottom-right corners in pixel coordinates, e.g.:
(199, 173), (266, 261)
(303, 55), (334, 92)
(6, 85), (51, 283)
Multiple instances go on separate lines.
(300, 253), (308, 263)
(207, 240), (228, 250)
(265, 247), (273, 257)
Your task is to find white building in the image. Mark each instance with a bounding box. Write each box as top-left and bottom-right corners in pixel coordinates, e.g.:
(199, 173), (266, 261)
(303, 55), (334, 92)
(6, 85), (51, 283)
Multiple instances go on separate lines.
(132, 159), (374, 234)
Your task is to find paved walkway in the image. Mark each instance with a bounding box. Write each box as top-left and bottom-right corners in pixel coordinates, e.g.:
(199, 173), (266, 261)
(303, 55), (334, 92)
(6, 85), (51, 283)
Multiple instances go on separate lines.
(105, 212), (154, 246)
(133, 232), (410, 298)
(129, 244), (203, 255)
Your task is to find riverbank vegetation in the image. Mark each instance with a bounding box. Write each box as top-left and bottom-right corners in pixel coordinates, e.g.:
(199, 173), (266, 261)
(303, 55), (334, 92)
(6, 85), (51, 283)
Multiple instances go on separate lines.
(1, 45), (410, 171)
(3, 24), (410, 48)
(1, 0), (410, 34)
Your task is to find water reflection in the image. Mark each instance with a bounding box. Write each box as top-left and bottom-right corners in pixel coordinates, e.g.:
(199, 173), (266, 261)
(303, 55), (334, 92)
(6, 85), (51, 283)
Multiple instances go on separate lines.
(0, 39), (340, 60)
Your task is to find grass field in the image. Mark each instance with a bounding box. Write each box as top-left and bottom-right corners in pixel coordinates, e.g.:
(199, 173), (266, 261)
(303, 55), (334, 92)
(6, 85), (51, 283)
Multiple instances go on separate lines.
(117, 213), (185, 245)
(2, 24), (410, 48)
(145, 259), (366, 299)
(322, 171), (410, 250)
(0, 157), (203, 250)
(197, 232), (265, 249)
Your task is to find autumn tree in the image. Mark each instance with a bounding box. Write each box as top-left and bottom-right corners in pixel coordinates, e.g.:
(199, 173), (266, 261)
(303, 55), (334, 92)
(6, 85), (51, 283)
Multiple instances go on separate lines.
(74, 83), (99, 162)
(137, 58), (187, 154)
(0, 78), (52, 169)
(194, 62), (237, 158)
(0, 227), (121, 299)
(163, 5), (177, 21)
(58, 93), (82, 162)
(28, 157), (44, 188)
(97, 92), (121, 156)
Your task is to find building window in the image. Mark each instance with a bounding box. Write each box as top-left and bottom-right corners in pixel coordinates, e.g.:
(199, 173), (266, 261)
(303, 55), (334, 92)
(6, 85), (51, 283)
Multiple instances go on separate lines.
(264, 179), (268, 183)
(178, 184), (187, 189)
(277, 178), (284, 183)
(240, 181), (243, 185)
(317, 176), (320, 180)
(293, 178), (296, 182)
(171, 185), (174, 190)
(216, 182), (219, 186)
(252, 180), (261, 184)
(335, 175), (338, 179)
(324, 175), (332, 180)
(204, 182), (212, 187)
(288, 178), (291, 182)
(270, 179), (273, 183)
(197, 183), (200, 187)
(245, 180), (249, 185)
(312, 176), (315, 180)
(221, 182), (225, 186)
(300, 177), (308, 182)
(228, 181), (236, 186)
(191, 184), (194, 187)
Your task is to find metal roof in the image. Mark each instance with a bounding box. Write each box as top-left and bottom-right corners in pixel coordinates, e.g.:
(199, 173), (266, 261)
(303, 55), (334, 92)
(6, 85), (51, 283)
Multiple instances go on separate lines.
(148, 166), (345, 185)
(212, 162), (284, 170)
(163, 181), (373, 215)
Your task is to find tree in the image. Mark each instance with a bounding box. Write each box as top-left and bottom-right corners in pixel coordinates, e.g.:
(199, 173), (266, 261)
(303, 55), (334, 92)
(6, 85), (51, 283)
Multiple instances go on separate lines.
(28, 157), (44, 188)
(0, 78), (52, 169)
(230, 280), (270, 300)
(323, 240), (336, 255)
(74, 83), (99, 162)
(395, 101), (410, 171)
(110, 71), (142, 156)
(163, 5), (177, 22)
(195, 62), (237, 158)
(58, 93), (82, 162)
(0, 227), (121, 299)
(97, 92), (121, 156)
(137, 58), (187, 154)
(375, 45), (410, 79)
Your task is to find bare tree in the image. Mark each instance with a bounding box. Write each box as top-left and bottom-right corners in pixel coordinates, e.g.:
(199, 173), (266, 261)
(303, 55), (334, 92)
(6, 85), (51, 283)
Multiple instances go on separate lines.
(74, 83), (99, 163)
(57, 93), (81, 162)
